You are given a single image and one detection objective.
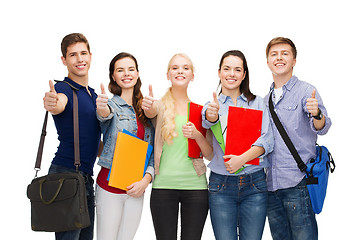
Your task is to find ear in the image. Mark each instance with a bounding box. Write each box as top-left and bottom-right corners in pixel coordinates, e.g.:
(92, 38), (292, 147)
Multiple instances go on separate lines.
(218, 69), (221, 80)
(242, 71), (246, 81)
(61, 56), (66, 66)
(292, 58), (296, 68)
(190, 73), (195, 82)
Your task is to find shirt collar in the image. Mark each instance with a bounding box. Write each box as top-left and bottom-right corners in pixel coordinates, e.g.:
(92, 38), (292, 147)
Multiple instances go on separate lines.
(219, 92), (247, 104)
(269, 75), (298, 92)
(64, 77), (95, 93)
(111, 95), (130, 107)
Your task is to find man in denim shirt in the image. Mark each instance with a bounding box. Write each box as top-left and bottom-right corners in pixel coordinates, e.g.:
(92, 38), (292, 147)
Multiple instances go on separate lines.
(43, 33), (101, 240)
(264, 37), (332, 240)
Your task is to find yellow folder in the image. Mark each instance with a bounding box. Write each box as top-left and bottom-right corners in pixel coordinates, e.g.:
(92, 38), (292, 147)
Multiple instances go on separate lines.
(108, 132), (149, 190)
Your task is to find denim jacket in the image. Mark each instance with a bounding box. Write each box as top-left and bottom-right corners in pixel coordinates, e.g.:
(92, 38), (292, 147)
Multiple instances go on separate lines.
(97, 95), (155, 178)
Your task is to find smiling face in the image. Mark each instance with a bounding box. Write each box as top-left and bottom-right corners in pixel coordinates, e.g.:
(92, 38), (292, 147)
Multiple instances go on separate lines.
(112, 57), (139, 90)
(267, 43), (296, 80)
(61, 42), (92, 79)
(167, 55), (194, 88)
(218, 55), (246, 95)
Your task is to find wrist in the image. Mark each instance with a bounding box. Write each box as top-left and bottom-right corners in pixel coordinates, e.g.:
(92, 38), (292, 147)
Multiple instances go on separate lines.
(313, 108), (323, 120)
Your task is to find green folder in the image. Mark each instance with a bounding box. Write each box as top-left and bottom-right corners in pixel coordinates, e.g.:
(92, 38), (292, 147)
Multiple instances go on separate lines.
(210, 118), (246, 174)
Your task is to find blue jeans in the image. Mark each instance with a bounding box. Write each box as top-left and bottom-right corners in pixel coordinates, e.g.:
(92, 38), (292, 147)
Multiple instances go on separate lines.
(267, 178), (318, 240)
(48, 164), (95, 240)
(208, 170), (267, 240)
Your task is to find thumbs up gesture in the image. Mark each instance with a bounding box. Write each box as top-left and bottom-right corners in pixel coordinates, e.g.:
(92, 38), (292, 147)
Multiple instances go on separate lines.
(306, 89), (319, 117)
(206, 92), (220, 122)
(142, 85), (155, 110)
(142, 84), (157, 118)
(96, 83), (109, 110)
(43, 80), (59, 112)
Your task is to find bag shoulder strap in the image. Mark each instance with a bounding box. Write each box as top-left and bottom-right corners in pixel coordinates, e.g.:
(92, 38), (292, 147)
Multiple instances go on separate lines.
(268, 93), (307, 172)
(34, 81), (80, 176)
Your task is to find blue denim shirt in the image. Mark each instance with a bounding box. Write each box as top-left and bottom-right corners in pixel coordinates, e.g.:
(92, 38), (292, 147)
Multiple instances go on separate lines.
(97, 95), (155, 178)
(264, 75), (332, 191)
(202, 93), (274, 176)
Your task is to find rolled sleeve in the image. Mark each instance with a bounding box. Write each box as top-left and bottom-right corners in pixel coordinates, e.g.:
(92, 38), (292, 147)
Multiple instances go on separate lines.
(252, 104), (274, 158)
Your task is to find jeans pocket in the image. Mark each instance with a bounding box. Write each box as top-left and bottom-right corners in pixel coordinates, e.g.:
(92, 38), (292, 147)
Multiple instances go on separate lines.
(208, 179), (224, 193)
(252, 178), (267, 192)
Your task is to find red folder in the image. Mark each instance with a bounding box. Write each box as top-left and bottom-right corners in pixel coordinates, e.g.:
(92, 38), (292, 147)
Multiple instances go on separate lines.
(225, 106), (263, 165)
(187, 102), (207, 158)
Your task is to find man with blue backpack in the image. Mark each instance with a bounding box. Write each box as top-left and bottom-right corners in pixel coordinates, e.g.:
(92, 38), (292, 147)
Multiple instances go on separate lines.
(264, 37), (332, 240)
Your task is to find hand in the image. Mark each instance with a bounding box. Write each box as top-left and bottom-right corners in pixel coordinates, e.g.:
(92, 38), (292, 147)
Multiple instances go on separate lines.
(206, 92), (220, 122)
(43, 80), (58, 111)
(182, 122), (201, 140)
(96, 83), (108, 110)
(223, 154), (246, 174)
(126, 179), (148, 198)
(142, 85), (156, 111)
(306, 89), (319, 117)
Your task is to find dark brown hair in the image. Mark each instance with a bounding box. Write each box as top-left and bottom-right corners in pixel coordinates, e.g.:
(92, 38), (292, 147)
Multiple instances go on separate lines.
(108, 52), (149, 126)
(266, 37), (297, 59)
(218, 50), (256, 104)
(61, 33), (90, 58)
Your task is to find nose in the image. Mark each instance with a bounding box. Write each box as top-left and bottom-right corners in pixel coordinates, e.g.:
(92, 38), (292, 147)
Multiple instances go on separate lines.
(124, 70), (130, 76)
(277, 52), (283, 60)
(229, 69), (235, 76)
(76, 53), (83, 62)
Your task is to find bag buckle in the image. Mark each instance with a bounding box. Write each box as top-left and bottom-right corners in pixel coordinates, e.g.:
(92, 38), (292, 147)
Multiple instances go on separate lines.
(34, 168), (41, 178)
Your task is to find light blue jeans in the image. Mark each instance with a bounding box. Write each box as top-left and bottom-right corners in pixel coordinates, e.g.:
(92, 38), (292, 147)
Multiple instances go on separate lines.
(208, 170), (267, 240)
(267, 178), (318, 240)
(48, 164), (95, 240)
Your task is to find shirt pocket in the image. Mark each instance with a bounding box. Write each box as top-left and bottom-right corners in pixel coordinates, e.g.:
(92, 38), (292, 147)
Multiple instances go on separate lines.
(281, 102), (298, 112)
(115, 112), (134, 131)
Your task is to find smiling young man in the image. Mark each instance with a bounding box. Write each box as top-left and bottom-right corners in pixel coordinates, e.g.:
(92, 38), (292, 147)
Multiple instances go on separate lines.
(43, 33), (101, 240)
(264, 37), (332, 240)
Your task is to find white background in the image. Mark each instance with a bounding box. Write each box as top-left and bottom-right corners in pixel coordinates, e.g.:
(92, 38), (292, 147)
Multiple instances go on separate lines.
(1, 0), (361, 239)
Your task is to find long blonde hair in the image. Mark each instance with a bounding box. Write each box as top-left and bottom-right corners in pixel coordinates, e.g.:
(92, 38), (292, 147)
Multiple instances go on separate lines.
(160, 53), (194, 145)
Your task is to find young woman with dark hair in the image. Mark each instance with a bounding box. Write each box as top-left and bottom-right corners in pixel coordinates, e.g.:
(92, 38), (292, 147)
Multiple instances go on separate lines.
(95, 52), (154, 240)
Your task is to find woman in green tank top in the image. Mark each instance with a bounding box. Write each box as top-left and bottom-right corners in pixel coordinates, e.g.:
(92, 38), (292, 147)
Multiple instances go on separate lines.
(142, 53), (213, 240)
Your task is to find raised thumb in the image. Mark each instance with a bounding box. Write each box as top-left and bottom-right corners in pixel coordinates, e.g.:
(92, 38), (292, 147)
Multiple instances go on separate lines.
(49, 80), (56, 93)
(149, 84), (154, 97)
(311, 89), (316, 99)
(101, 83), (106, 94)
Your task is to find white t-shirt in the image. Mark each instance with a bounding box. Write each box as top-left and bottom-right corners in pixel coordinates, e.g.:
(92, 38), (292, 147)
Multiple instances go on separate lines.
(274, 87), (283, 104)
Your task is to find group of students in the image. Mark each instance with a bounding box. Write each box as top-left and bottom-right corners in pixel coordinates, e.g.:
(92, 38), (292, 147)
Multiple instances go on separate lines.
(43, 33), (331, 240)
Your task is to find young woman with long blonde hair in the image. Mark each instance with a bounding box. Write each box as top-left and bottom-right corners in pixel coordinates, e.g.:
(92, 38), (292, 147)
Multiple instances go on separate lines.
(142, 53), (212, 240)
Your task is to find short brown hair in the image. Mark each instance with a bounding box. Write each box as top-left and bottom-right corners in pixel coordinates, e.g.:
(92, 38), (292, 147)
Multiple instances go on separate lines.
(61, 33), (90, 58)
(266, 37), (297, 59)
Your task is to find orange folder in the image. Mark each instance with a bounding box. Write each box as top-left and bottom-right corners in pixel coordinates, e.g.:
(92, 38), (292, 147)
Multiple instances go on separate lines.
(187, 102), (207, 158)
(225, 106), (263, 165)
(108, 132), (149, 190)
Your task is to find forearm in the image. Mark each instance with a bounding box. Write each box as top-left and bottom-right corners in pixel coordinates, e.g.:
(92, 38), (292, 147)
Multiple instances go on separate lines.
(313, 115), (326, 131)
(195, 132), (213, 160)
(242, 145), (265, 163)
(97, 105), (111, 118)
